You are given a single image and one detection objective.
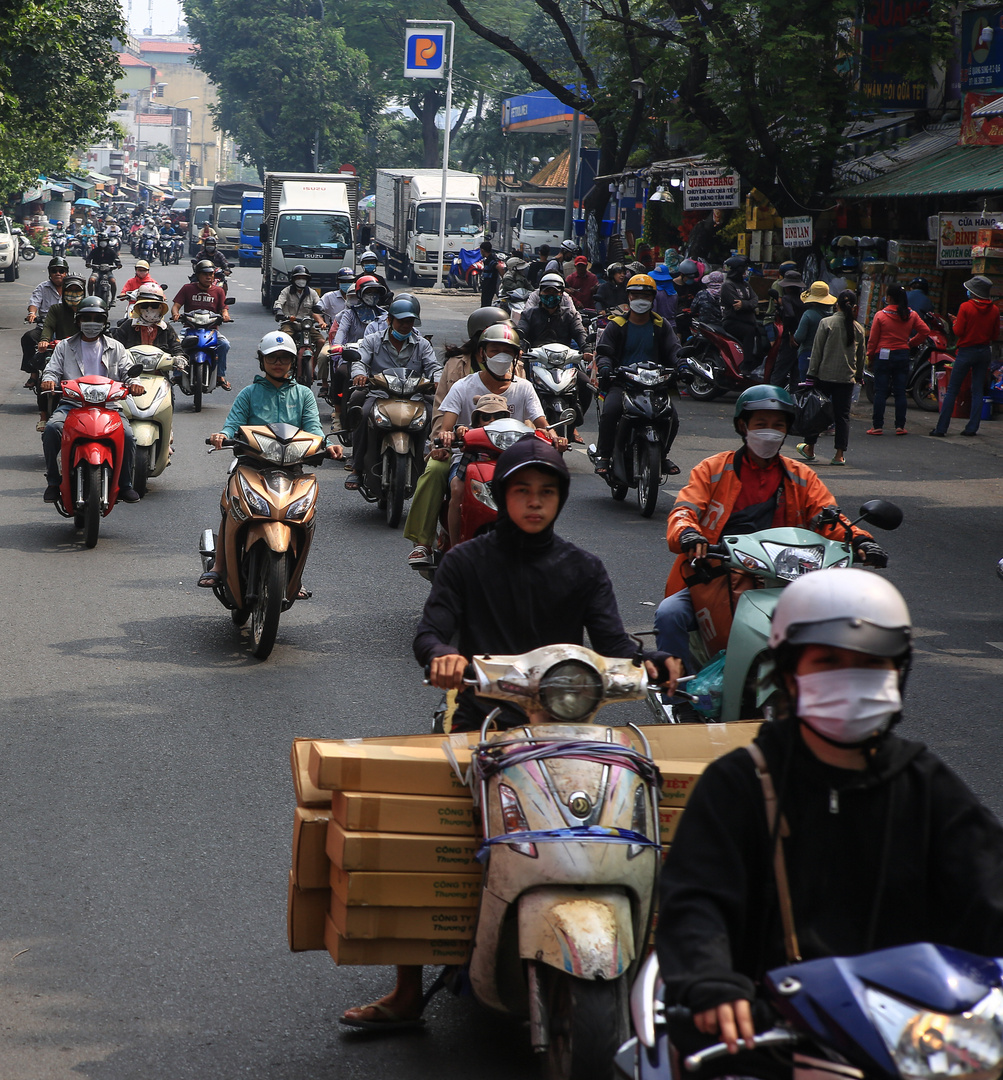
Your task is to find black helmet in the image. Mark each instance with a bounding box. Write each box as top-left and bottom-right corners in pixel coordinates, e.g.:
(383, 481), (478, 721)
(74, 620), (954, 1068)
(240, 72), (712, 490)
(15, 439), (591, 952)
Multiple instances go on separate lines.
(74, 296), (108, 320)
(337, 267), (356, 284)
(203, 235), (217, 246)
(48, 256), (69, 273)
(908, 277), (929, 293)
(290, 264), (311, 280)
(607, 262), (626, 277)
(195, 259), (215, 275)
(466, 306), (510, 340)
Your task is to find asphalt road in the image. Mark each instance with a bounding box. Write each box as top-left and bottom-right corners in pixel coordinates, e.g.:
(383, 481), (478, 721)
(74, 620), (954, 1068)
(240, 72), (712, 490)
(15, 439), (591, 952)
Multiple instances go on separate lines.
(1, 257), (1003, 1079)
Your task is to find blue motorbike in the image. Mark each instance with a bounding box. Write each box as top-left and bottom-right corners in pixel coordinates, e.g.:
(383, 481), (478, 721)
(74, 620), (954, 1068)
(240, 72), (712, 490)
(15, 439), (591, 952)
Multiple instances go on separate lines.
(617, 943), (1003, 1080)
(177, 311), (224, 413)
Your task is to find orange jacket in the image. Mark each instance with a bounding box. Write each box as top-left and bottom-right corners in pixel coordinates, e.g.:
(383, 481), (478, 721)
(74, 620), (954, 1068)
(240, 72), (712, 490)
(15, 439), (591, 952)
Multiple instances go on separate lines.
(664, 448), (872, 596)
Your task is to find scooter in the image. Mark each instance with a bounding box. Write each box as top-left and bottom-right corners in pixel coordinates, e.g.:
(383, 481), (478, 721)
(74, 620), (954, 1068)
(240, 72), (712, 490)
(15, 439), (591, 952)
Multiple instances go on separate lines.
(588, 361), (680, 519)
(14, 228), (36, 261)
(199, 423), (329, 659)
(122, 344), (179, 497)
(675, 313), (782, 402)
(158, 237), (173, 266)
(51, 370), (140, 548)
(50, 230), (68, 258)
(618, 942), (1003, 1080)
(176, 310), (226, 412)
(458, 644), (661, 1080)
(446, 248), (483, 291)
(649, 499), (902, 724)
(524, 343), (589, 443)
(284, 314), (323, 388)
(90, 266), (117, 310)
(862, 311), (953, 411)
(498, 287), (529, 324)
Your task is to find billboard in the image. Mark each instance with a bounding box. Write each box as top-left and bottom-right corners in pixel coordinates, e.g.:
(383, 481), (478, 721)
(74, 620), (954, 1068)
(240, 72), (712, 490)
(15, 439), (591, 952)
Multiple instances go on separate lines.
(937, 212), (1003, 267)
(683, 168), (740, 210)
(857, 0), (930, 108)
(404, 30), (445, 79)
(961, 8), (1003, 91)
(960, 92), (1003, 145)
(501, 90), (597, 134)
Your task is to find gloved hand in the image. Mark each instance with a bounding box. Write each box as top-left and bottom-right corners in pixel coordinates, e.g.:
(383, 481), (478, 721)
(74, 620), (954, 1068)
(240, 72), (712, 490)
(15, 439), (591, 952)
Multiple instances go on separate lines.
(854, 541), (888, 568)
(679, 528), (708, 554)
(597, 365), (612, 392)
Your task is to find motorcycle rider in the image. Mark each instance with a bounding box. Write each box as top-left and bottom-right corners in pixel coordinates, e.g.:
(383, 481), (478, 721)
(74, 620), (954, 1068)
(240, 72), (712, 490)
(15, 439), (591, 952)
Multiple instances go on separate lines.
(118, 260), (158, 300)
(672, 258), (703, 340)
(272, 263), (327, 372)
(594, 262), (628, 315)
(906, 276), (934, 315)
(499, 255), (532, 299)
(193, 234), (231, 282)
(518, 273), (587, 352)
(137, 217), (160, 258)
(593, 274), (680, 476)
(86, 233), (122, 301)
(39, 296), (144, 504)
(344, 297), (440, 491)
(720, 254), (760, 373)
(317, 267), (356, 327)
(50, 221), (68, 255)
(341, 437), (682, 1031)
(655, 568), (1003, 1058)
(357, 249), (390, 296)
(21, 256), (69, 380)
(333, 275), (385, 347)
(110, 284), (184, 358)
(198, 331), (344, 591)
(566, 255), (598, 310)
(32, 274), (86, 431)
(545, 237), (578, 276)
(170, 260), (233, 390)
(527, 245), (551, 288)
(653, 385), (883, 673)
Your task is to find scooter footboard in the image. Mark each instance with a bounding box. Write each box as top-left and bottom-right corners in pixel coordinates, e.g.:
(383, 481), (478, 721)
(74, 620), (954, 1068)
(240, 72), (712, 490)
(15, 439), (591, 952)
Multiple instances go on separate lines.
(518, 886), (634, 979)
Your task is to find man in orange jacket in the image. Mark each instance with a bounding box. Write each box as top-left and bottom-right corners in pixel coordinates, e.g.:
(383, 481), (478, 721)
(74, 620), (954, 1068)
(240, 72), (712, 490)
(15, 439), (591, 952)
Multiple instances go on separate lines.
(655, 385), (884, 670)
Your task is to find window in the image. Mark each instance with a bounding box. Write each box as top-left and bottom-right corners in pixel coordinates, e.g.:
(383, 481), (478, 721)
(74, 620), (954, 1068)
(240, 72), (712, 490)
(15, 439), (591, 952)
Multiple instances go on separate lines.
(242, 212), (262, 235)
(0, 216), (9, 235)
(522, 207), (564, 232)
(216, 206), (241, 229)
(414, 201), (483, 236)
(275, 213), (352, 250)
(193, 206), (211, 227)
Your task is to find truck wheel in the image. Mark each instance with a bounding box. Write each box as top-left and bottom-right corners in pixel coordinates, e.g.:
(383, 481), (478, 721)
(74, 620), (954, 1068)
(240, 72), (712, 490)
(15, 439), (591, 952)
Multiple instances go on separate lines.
(260, 277), (270, 309)
(3, 265), (14, 282)
(405, 259), (417, 287)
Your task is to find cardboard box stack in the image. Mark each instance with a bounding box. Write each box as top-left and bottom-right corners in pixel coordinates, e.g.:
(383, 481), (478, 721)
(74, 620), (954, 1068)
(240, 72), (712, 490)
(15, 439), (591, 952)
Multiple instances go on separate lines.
(287, 723), (761, 966)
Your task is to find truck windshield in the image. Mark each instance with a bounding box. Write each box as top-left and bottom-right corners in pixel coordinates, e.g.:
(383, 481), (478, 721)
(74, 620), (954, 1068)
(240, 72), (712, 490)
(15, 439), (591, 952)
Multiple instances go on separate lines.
(522, 207), (564, 232)
(242, 212), (262, 235)
(194, 206), (211, 228)
(216, 206), (241, 229)
(276, 213), (351, 251)
(415, 201), (483, 236)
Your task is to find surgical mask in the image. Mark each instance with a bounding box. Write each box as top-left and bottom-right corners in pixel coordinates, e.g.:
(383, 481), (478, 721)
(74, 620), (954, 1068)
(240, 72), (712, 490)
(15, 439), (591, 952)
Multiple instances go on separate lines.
(78, 321), (105, 338)
(137, 307), (161, 325)
(339, 283), (351, 293)
(745, 428), (785, 459)
(541, 293), (560, 309)
(362, 264), (376, 274)
(390, 327), (409, 342)
(795, 668), (900, 745)
(629, 298), (652, 314)
(293, 277), (308, 288)
(484, 354), (513, 377)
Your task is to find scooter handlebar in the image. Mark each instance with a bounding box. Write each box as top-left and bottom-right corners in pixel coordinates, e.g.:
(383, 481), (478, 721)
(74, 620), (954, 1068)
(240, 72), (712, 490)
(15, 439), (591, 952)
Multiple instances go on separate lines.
(422, 662), (477, 686)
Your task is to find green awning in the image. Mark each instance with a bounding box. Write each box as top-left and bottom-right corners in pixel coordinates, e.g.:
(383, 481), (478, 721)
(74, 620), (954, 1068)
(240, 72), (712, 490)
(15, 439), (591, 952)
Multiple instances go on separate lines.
(837, 144), (1003, 199)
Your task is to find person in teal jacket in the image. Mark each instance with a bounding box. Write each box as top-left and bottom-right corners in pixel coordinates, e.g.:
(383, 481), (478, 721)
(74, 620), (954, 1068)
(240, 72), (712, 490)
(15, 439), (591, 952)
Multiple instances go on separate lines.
(198, 330), (342, 589)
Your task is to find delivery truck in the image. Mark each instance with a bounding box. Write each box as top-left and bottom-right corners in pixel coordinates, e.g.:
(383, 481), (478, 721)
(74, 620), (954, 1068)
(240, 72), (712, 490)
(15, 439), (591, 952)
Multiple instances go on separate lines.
(238, 191), (264, 267)
(212, 180), (262, 257)
(487, 191), (566, 258)
(187, 184), (213, 255)
(259, 172), (359, 308)
(374, 169), (484, 285)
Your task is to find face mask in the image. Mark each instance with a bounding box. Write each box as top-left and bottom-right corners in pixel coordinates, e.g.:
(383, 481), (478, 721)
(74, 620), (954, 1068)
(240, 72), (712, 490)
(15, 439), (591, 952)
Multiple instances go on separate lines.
(339, 283), (351, 293)
(795, 668), (901, 745)
(65, 294), (83, 308)
(137, 307), (161, 325)
(745, 428), (785, 459)
(541, 294), (559, 309)
(390, 327), (409, 342)
(484, 354), (513, 377)
(293, 278), (308, 288)
(362, 293), (378, 307)
(78, 321), (105, 338)
(362, 264), (376, 274)
(629, 298), (652, 314)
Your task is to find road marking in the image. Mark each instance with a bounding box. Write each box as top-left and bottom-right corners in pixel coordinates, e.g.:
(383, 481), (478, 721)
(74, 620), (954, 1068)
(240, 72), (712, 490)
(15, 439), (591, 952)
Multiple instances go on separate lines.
(987, 642), (1003, 652)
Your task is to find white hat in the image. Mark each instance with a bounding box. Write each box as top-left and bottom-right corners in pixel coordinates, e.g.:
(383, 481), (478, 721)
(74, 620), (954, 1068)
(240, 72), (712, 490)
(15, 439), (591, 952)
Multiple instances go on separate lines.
(258, 331), (296, 356)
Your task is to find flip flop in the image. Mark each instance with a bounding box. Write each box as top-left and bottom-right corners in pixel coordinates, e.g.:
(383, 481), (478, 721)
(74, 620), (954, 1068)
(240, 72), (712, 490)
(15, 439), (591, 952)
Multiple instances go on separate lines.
(297, 588), (312, 600)
(345, 474), (360, 490)
(197, 570), (222, 589)
(830, 457), (846, 466)
(663, 459), (681, 475)
(339, 1002), (425, 1032)
(795, 442), (816, 461)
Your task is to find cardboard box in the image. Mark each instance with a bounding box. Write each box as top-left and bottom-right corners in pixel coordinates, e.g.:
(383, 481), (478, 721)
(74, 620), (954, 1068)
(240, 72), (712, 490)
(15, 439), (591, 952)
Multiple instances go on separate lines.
(309, 738), (475, 797)
(327, 820), (482, 873)
(637, 720), (759, 763)
(287, 871), (329, 951)
(971, 257), (1003, 275)
(292, 806), (333, 889)
(332, 790), (478, 836)
(659, 805), (684, 844)
(324, 914), (472, 966)
(291, 737), (333, 807)
(330, 864), (481, 907)
(977, 228), (1003, 246)
(330, 893), (477, 940)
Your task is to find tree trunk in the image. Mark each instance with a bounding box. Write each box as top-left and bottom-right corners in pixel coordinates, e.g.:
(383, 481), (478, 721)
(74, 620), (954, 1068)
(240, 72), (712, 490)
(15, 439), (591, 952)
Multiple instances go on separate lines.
(416, 88), (441, 169)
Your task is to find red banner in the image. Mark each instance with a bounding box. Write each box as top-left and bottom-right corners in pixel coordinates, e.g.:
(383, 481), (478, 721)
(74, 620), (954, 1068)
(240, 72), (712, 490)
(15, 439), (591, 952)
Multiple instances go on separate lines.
(961, 92), (1003, 145)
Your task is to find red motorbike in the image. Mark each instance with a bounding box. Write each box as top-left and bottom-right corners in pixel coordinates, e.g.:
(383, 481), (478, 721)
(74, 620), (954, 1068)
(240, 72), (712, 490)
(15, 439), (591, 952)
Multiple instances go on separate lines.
(51, 373), (135, 548)
(676, 312), (783, 401)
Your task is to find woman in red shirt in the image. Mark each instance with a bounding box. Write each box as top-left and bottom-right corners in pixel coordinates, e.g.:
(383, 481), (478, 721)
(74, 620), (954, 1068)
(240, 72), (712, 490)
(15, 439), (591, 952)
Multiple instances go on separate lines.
(866, 282), (929, 435)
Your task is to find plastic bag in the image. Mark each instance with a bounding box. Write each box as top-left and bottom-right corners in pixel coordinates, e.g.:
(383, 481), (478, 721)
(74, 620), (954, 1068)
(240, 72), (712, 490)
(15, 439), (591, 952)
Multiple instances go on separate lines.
(684, 650), (727, 719)
(791, 385), (834, 438)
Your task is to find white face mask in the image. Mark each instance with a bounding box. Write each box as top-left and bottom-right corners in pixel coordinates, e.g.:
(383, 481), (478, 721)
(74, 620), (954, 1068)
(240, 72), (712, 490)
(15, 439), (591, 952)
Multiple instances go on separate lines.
(137, 307), (161, 325)
(293, 277), (308, 288)
(796, 668), (901, 745)
(745, 428), (785, 459)
(629, 298), (652, 314)
(362, 293), (378, 307)
(78, 321), (105, 338)
(484, 354), (513, 378)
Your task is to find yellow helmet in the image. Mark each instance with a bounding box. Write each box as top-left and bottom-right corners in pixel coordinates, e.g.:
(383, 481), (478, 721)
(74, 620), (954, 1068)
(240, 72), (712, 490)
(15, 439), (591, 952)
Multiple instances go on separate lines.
(627, 273), (657, 291)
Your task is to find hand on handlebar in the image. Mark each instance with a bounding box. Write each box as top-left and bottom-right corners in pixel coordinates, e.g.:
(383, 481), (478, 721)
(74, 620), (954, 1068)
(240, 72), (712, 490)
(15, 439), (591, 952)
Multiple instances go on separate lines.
(209, 432), (227, 450)
(693, 1000), (756, 1055)
(352, 374), (368, 388)
(679, 528), (709, 560)
(40, 380), (57, 393)
(326, 444), (344, 460)
(854, 540), (888, 568)
(429, 653), (469, 690)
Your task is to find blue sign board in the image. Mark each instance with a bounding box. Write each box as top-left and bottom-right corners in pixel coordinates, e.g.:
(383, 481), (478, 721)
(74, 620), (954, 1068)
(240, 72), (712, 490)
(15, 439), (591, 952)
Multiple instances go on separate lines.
(961, 8), (1003, 91)
(501, 90), (596, 134)
(405, 30), (445, 79)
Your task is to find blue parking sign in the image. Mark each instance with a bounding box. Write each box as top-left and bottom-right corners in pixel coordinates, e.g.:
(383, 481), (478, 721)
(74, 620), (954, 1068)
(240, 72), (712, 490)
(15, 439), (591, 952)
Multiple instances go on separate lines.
(405, 29), (445, 78)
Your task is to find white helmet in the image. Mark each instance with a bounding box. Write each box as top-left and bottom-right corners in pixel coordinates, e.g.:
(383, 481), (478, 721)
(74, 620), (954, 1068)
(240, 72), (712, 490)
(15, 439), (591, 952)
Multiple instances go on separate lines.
(768, 568), (911, 658)
(539, 273), (566, 291)
(560, 239), (578, 255)
(257, 330), (296, 357)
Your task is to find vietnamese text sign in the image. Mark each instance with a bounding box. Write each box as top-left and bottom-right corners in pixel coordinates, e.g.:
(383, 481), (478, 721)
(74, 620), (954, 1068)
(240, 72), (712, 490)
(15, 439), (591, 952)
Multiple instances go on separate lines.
(960, 92), (1003, 145)
(405, 29), (445, 79)
(961, 8), (1003, 91)
(937, 212), (1003, 267)
(782, 216), (813, 248)
(857, 1), (930, 108)
(683, 168), (740, 210)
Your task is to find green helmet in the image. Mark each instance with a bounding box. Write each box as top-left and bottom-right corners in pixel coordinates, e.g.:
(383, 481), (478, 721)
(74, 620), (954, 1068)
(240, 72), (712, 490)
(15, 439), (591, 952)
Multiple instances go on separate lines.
(74, 295), (109, 320)
(733, 385), (795, 431)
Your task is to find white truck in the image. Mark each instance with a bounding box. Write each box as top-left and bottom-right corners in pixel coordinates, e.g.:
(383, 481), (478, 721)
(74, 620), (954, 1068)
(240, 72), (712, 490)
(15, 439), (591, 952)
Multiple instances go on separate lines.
(374, 168), (484, 285)
(259, 172), (359, 308)
(487, 191), (566, 259)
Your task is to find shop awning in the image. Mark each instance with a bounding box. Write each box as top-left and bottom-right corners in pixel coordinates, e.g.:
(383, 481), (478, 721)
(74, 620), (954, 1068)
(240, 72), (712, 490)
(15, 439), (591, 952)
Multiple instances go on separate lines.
(837, 144), (1003, 198)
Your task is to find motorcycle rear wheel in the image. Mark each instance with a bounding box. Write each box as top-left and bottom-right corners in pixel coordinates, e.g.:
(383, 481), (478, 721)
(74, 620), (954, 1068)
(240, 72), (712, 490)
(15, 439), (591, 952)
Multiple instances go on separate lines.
(386, 451), (407, 528)
(83, 463), (101, 549)
(637, 442), (660, 518)
(685, 369), (725, 401)
(250, 550), (286, 659)
(911, 364), (938, 411)
(21, 245), (36, 261)
(545, 971), (629, 1080)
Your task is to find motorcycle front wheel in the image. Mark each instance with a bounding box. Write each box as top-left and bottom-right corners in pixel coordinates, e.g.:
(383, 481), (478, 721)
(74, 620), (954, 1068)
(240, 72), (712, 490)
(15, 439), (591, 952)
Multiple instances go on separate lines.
(250, 550), (286, 659)
(192, 366), (203, 413)
(133, 445), (153, 498)
(385, 451), (407, 528)
(637, 442), (660, 518)
(545, 972), (629, 1080)
(83, 462), (101, 548)
(21, 245), (35, 261)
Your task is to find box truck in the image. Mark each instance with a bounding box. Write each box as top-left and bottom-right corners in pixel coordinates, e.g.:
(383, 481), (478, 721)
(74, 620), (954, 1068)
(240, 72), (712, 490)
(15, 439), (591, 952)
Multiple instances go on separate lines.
(487, 191), (566, 258)
(238, 191), (264, 267)
(259, 172), (359, 308)
(374, 169), (484, 285)
(212, 181), (262, 256)
(187, 185), (213, 255)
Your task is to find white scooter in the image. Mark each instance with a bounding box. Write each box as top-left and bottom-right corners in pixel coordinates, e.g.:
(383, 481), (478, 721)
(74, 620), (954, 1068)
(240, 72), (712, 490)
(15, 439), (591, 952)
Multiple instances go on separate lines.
(122, 344), (180, 496)
(457, 644), (661, 1080)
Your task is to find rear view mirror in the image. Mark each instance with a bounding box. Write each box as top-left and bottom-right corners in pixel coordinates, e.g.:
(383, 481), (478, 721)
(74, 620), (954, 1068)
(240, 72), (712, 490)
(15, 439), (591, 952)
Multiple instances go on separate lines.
(126, 362), (143, 378)
(859, 499), (903, 531)
(225, 297), (235, 306)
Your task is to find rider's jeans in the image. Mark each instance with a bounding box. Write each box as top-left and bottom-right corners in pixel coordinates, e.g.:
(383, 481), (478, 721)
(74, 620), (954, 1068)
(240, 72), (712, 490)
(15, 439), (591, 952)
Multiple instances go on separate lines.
(654, 588), (696, 673)
(42, 404), (136, 489)
(215, 335), (230, 376)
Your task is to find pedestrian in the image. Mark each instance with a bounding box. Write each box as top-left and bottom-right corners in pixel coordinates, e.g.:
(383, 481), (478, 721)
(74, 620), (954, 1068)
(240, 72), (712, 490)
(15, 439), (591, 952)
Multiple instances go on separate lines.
(565, 255), (598, 309)
(771, 269), (806, 391)
(931, 275), (1001, 437)
(796, 290), (864, 466)
(866, 282), (930, 436)
(478, 241), (500, 307)
(793, 281), (836, 382)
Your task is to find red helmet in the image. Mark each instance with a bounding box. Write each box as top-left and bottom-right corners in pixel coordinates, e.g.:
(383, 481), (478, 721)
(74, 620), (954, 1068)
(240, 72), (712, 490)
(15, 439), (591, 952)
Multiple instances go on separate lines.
(355, 274), (380, 293)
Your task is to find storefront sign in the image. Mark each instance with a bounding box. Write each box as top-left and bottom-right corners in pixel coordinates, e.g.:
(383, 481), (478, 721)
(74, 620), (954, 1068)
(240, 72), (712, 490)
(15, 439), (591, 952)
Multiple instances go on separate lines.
(961, 8), (1003, 91)
(858, 1), (930, 107)
(782, 216), (813, 248)
(960, 91), (1003, 144)
(937, 212), (1003, 266)
(683, 168), (740, 210)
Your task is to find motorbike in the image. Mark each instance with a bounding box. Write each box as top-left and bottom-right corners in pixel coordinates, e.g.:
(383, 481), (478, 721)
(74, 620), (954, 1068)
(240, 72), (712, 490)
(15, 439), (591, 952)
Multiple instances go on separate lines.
(324, 343), (352, 442)
(91, 266), (117, 309)
(157, 236), (173, 266)
(171, 236), (184, 264)
(455, 644), (661, 1080)
(649, 499), (902, 725)
(353, 367), (436, 528)
(122, 344), (179, 497)
(284, 314), (323, 388)
(50, 230), (68, 258)
(446, 248), (484, 291)
(617, 942), (1003, 1080)
(498, 287), (529, 324)
(199, 423), (329, 659)
(587, 361), (680, 519)
(32, 337), (62, 421)
(50, 370), (141, 548)
(863, 311), (953, 411)
(675, 312), (783, 402)
(176, 310), (227, 412)
(524, 343), (588, 443)
(13, 228), (36, 261)
(139, 234), (157, 263)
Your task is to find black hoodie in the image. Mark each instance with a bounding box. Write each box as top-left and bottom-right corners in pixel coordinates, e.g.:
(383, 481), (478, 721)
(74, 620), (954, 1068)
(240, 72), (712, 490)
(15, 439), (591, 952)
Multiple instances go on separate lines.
(655, 717), (1003, 1015)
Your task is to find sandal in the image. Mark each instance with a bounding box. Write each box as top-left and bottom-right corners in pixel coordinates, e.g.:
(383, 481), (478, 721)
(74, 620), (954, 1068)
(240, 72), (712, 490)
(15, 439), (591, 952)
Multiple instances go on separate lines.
(197, 570), (222, 589)
(339, 1002), (425, 1032)
(895, 427), (907, 435)
(866, 427), (883, 435)
(345, 473), (360, 490)
(296, 587), (312, 600)
(663, 458), (681, 476)
(408, 545), (432, 566)
(593, 456), (610, 475)
(572, 428), (585, 444)
(216, 377), (232, 391)
(830, 457), (846, 466)
(795, 442), (816, 461)
(36, 418), (47, 433)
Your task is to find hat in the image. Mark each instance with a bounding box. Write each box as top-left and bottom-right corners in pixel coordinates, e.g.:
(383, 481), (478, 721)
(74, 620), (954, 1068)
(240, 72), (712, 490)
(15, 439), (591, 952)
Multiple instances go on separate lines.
(491, 435), (570, 510)
(801, 280), (838, 305)
(779, 270), (806, 290)
(650, 263), (673, 283)
(506, 256), (529, 271)
(965, 275), (993, 300)
(135, 260), (150, 270)
(702, 270), (725, 285)
(574, 255), (588, 266)
(471, 393), (511, 416)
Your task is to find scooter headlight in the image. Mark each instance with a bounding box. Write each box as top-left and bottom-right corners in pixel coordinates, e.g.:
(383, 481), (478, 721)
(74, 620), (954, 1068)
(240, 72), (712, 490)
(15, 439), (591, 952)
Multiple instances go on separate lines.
(408, 411), (428, 431)
(865, 986), (1003, 1080)
(252, 434), (285, 464)
(539, 660), (603, 721)
(81, 382), (110, 404)
(371, 405), (393, 429)
(285, 488), (317, 520)
(237, 474), (270, 517)
(470, 479), (496, 510)
(760, 542), (825, 580)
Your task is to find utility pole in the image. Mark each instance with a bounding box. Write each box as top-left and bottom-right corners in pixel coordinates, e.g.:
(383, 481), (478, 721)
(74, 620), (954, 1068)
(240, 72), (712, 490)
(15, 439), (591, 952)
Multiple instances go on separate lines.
(313, 0), (325, 171)
(562, 0), (587, 244)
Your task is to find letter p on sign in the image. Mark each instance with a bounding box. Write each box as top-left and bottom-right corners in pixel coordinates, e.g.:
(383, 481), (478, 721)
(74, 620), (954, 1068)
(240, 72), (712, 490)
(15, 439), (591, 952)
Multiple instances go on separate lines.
(405, 29), (446, 78)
